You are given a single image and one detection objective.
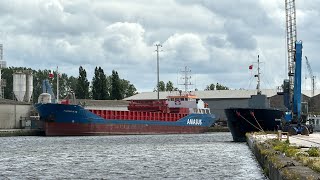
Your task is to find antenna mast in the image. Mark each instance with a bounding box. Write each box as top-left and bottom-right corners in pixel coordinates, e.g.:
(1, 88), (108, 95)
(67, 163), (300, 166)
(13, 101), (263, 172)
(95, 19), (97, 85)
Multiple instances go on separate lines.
(179, 66), (192, 92)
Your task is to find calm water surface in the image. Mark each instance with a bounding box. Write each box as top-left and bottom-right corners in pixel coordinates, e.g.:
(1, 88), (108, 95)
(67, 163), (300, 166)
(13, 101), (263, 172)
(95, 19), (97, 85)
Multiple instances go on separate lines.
(0, 132), (267, 179)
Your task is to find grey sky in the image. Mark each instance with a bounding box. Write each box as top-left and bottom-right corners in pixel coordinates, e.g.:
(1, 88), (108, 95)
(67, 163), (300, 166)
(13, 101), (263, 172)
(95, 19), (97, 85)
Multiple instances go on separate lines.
(0, 0), (319, 92)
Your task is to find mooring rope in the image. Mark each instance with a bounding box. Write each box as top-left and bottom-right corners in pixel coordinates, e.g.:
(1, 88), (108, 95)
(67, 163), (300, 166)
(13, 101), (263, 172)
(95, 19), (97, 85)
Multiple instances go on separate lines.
(250, 111), (265, 133)
(236, 111), (264, 132)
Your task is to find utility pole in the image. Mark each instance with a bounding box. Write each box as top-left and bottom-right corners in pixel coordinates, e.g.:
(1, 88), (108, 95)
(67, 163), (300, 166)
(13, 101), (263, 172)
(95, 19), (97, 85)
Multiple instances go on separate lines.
(155, 44), (162, 100)
(57, 66), (59, 102)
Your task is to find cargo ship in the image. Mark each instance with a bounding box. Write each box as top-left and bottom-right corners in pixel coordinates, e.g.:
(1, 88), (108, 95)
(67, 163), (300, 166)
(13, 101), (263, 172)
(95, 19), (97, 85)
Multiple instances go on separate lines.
(225, 56), (283, 142)
(34, 91), (216, 136)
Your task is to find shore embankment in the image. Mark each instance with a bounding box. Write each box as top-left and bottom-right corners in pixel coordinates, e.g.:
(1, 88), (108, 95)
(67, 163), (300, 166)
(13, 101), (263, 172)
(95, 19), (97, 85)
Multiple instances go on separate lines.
(207, 125), (229, 132)
(247, 132), (320, 179)
(0, 129), (44, 137)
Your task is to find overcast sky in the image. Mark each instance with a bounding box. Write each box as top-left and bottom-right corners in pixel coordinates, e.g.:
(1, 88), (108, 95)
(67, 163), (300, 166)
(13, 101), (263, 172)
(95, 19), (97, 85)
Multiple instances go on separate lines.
(0, 0), (319, 92)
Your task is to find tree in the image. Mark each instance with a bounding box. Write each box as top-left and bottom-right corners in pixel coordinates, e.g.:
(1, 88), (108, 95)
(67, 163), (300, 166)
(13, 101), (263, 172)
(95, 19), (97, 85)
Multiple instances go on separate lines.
(120, 79), (137, 98)
(99, 67), (108, 100)
(91, 67), (103, 100)
(166, 81), (174, 91)
(66, 76), (77, 96)
(2, 67), (15, 100)
(205, 83), (215, 91)
(92, 66), (108, 100)
(75, 66), (90, 99)
(216, 83), (229, 90)
(154, 81), (166, 92)
(111, 70), (122, 100)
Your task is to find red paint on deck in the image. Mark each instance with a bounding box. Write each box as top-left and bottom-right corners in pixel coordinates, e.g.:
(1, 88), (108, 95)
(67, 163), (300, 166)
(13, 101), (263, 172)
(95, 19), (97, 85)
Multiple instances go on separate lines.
(88, 109), (188, 122)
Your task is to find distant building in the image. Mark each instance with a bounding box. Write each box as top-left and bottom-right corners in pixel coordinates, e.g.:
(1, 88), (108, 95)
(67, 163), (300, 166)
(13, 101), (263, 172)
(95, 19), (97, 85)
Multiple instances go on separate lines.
(124, 89), (320, 121)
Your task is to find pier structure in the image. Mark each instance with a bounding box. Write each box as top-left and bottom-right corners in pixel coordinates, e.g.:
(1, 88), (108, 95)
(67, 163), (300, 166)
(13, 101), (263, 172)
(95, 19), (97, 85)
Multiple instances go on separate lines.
(247, 133), (320, 179)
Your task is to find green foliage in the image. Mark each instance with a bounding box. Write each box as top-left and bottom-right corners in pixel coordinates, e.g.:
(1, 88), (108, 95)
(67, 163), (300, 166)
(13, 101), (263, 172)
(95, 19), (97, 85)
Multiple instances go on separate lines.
(166, 81), (174, 91)
(120, 79), (137, 98)
(205, 83), (215, 90)
(92, 67), (108, 100)
(307, 147), (320, 157)
(272, 140), (299, 157)
(2, 66), (137, 101)
(158, 81), (165, 91)
(111, 70), (122, 100)
(75, 66), (90, 99)
(216, 83), (229, 90)
(154, 81), (176, 92)
(258, 138), (320, 174)
(33, 69), (52, 102)
(204, 83), (229, 90)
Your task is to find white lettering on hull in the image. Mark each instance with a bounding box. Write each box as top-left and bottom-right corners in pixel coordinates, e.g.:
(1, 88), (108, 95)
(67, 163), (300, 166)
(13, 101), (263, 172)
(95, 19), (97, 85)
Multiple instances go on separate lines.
(64, 110), (78, 113)
(187, 119), (202, 125)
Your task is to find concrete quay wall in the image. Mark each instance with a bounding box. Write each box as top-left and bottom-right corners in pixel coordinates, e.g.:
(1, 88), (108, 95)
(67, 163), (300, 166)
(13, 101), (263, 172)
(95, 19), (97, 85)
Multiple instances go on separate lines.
(0, 104), (32, 129)
(0, 129), (44, 137)
(246, 134), (320, 180)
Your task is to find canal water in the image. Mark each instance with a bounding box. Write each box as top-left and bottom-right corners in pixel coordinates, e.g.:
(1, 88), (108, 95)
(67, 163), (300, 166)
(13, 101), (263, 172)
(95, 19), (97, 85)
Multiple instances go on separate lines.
(0, 132), (267, 179)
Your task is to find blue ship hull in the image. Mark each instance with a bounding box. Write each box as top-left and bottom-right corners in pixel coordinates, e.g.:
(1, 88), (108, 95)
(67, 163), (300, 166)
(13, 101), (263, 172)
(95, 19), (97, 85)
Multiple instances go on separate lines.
(34, 103), (216, 136)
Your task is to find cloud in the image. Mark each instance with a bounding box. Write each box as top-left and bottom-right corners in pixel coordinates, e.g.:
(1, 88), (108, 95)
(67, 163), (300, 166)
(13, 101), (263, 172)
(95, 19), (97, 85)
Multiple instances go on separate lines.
(163, 33), (209, 64)
(224, 20), (257, 50)
(0, 0), (319, 93)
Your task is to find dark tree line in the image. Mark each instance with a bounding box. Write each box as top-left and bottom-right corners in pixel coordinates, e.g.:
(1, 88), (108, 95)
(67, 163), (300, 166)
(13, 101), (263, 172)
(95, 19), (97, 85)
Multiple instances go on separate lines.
(2, 66), (137, 102)
(153, 81), (229, 92)
(154, 80), (178, 92)
(205, 83), (229, 90)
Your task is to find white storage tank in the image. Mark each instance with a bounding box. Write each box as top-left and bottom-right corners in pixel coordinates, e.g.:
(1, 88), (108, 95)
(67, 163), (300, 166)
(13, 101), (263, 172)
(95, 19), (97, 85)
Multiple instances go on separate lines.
(38, 93), (51, 104)
(13, 72), (27, 102)
(25, 73), (33, 102)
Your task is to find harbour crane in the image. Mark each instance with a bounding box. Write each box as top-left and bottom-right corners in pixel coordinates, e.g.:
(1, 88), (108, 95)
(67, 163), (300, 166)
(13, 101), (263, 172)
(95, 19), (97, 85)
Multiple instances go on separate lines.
(305, 56), (316, 97)
(279, 0), (313, 135)
(285, 0), (297, 111)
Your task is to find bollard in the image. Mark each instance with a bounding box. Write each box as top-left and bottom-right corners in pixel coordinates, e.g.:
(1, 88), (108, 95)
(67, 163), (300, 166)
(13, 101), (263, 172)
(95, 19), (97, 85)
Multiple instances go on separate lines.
(277, 130), (289, 141)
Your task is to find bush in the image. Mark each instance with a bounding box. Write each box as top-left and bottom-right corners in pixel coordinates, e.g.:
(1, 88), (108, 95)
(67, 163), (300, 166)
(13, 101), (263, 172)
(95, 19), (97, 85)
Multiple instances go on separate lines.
(307, 147), (320, 157)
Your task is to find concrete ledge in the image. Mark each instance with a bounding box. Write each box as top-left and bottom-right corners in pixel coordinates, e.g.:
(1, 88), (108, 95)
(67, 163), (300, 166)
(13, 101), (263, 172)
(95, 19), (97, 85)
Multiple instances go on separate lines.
(247, 133), (320, 180)
(207, 126), (229, 132)
(0, 129), (44, 137)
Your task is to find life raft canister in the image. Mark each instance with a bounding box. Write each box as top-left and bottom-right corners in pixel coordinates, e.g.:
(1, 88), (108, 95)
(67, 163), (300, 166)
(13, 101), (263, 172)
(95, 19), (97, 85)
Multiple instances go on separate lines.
(175, 99), (181, 105)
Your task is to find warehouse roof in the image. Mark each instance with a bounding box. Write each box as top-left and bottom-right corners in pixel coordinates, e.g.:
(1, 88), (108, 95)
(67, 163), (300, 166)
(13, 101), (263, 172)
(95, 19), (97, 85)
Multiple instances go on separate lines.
(124, 89), (320, 100)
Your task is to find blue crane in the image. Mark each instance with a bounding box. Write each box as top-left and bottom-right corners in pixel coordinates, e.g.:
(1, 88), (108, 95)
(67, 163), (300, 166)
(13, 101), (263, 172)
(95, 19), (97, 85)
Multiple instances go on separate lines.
(281, 41), (313, 135)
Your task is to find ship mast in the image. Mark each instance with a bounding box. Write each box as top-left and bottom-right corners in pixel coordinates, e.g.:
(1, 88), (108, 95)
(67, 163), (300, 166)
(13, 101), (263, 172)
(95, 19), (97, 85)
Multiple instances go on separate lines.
(179, 66), (192, 92)
(256, 55), (261, 95)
